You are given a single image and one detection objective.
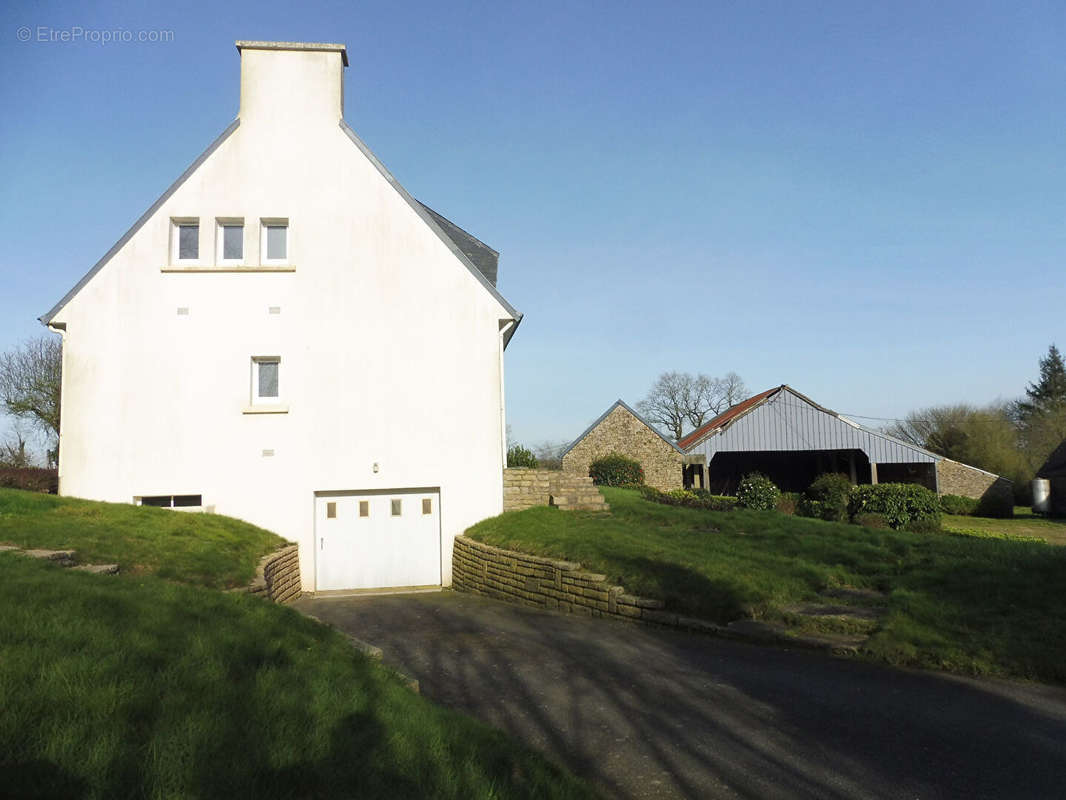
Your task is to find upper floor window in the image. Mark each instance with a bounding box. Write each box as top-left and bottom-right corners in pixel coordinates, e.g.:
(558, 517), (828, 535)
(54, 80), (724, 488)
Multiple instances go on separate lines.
(261, 219), (289, 264)
(171, 218), (199, 263)
(216, 219), (244, 265)
(252, 356), (281, 405)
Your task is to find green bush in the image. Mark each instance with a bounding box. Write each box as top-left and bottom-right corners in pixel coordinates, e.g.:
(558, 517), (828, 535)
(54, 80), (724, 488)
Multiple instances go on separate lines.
(638, 485), (737, 511)
(776, 492), (799, 515)
(800, 473), (852, 522)
(849, 483), (941, 530)
(506, 444), (538, 469)
(940, 494), (978, 516)
(0, 468), (57, 494)
(854, 512), (890, 530)
(589, 454), (644, 486)
(903, 517), (942, 534)
(735, 473), (780, 511)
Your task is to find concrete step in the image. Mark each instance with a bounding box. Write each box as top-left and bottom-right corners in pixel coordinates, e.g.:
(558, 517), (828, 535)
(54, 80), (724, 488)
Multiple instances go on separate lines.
(783, 603), (886, 621)
(72, 563), (120, 575)
(24, 549), (76, 565)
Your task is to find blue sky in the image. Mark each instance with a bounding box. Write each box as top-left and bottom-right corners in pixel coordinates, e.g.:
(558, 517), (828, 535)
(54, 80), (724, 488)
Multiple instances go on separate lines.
(2, 0), (1064, 449)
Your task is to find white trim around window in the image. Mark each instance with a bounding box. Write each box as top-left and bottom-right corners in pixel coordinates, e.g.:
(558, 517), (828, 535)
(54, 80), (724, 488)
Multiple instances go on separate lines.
(260, 218), (290, 266)
(215, 218), (245, 266)
(251, 356), (281, 405)
(170, 218), (200, 265)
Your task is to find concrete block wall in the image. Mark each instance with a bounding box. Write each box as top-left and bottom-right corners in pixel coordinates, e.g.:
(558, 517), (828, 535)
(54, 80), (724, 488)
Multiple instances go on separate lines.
(452, 536), (712, 629)
(248, 544), (301, 603)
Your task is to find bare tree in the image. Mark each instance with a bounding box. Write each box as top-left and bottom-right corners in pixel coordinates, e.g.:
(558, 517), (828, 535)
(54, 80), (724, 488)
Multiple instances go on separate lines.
(0, 337), (62, 454)
(0, 429), (33, 468)
(637, 371), (748, 441)
(533, 440), (568, 470)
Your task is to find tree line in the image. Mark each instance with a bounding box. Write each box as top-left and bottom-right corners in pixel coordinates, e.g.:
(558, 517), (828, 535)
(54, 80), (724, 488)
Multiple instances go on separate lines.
(885, 344), (1066, 500)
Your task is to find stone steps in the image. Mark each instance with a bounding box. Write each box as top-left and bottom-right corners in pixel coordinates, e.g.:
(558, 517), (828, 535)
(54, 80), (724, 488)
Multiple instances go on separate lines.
(1, 545), (119, 575)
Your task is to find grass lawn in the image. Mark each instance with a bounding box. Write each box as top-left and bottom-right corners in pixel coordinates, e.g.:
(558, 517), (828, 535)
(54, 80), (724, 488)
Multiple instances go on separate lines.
(0, 554), (596, 800)
(467, 488), (1066, 684)
(0, 488), (284, 588)
(942, 506), (1066, 547)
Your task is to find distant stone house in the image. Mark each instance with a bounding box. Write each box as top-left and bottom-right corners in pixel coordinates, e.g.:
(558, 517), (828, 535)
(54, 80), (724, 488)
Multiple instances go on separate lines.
(561, 400), (684, 491)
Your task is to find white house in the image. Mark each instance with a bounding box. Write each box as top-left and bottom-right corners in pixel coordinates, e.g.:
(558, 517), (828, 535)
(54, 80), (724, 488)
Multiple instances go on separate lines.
(40, 41), (521, 592)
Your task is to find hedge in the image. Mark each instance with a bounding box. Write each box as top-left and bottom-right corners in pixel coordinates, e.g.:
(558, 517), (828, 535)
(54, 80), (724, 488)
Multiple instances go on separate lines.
(0, 468), (58, 494)
(589, 454), (644, 486)
(848, 483), (941, 530)
(638, 486), (737, 511)
(798, 473), (852, 522)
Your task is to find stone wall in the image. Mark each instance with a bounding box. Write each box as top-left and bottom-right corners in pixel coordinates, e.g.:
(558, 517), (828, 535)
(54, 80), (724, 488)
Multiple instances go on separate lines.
(452, 536), (717, 631)
(562, 404), (683, 491)
(936, 459), (1013, 515)
(248, 544), (301, 603)
(502, 468), (608, 512)
(503, 468), (555, 511)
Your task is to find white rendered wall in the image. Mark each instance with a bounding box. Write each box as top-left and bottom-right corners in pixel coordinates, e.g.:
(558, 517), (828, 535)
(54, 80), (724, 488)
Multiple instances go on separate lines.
(50, 46), (514, 589)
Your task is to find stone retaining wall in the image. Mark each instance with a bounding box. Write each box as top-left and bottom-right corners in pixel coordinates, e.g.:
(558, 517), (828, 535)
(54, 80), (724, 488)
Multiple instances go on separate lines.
(248, 544), (301, 603)
(452, 536), (717, 632)
(503, 468), (556, 511)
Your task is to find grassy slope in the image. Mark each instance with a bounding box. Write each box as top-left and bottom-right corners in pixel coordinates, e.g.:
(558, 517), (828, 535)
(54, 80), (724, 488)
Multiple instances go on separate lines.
(0, 556), (595, 800)
(467, 488), (1066, 683)
(942, 506), (1066, 547)
(0, 488), (284, 588)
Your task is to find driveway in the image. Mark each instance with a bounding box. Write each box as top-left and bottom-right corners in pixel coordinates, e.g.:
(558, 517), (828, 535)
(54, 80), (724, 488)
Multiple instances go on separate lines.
(293, 591), (1066, 800)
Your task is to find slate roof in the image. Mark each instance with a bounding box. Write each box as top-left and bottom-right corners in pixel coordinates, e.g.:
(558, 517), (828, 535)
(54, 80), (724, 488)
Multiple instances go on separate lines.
(417, 202), (499, 287)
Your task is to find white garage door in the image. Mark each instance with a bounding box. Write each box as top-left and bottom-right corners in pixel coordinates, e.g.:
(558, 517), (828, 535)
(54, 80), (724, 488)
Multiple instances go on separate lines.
(315, 488), (441, 591)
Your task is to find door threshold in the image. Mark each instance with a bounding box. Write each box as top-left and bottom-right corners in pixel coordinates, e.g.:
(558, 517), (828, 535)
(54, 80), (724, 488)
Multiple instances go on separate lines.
(308, 585), (443, 599)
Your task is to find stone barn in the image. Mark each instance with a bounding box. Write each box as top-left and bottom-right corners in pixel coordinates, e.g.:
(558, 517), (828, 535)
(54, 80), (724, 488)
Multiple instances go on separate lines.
(1037, 439), (1066, 516)
(561, 400), (684, 491)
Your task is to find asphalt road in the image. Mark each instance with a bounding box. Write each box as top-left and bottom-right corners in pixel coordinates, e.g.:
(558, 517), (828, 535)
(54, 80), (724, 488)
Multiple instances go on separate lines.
(293, 591), (1066, 800)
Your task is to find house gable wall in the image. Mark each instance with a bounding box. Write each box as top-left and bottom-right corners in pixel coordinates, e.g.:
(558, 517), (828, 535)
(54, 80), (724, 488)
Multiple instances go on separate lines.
(49, 46), (514, 590)
(562, 405), (682, 491)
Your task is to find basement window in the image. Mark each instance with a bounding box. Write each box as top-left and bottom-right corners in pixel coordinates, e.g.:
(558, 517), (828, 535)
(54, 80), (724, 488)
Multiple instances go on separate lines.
(138, 494), (202, 509)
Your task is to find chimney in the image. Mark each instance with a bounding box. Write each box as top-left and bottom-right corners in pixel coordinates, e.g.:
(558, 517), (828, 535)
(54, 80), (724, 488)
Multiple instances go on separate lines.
(236, 41), (348, 126)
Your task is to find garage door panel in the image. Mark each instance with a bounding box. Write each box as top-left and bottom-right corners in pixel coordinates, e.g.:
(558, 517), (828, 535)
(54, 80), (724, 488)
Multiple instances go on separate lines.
(315, 489), (441, 591)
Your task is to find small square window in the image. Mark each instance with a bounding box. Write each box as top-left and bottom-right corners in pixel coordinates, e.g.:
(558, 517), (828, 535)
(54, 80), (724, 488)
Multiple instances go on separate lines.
(172, 219), (199, 263)
(217, 220), (244, 263)
(359, 500), (369, 517)
(422, 498), (432, 515)
(391, 499), (402, 516)
(326, 502), (336, 519)
(252, 357), (280, 405)
(261, 219), (289, 264)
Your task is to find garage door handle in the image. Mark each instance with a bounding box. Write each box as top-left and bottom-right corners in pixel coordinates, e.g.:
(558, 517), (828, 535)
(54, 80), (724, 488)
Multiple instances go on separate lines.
(320, 537), (324, 551)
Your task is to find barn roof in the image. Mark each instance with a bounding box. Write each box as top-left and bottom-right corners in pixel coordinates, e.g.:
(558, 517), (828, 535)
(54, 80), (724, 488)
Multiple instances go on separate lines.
(677, 386), (783, 450)
(1038, 439), (1066, 479)
(560, 399), (684, 458)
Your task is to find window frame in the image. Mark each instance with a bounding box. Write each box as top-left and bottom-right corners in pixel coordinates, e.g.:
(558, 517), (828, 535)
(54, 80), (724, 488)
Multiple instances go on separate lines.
(215, 218), (245, 266)
(260, 218), (290, 266)
(170, 218), (201, 264)
(251, 356), (282, 406)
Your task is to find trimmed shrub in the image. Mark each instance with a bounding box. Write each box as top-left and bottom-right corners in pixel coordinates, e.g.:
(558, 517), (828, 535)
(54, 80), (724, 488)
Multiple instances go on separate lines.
(903, 517), (942, 534)
(776, 492), (799, 515)
(735, 473), (780, 511)
(0, 468), (58, 494)
(800, 473), (852, 522)
(506, 444), (538, 469)
(589, 454), (644, 486)
(854, 512), (890, 530)
(848, 483), (941, 530)
(638, 485), (737, 511)
(940, 494), (978, 516)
